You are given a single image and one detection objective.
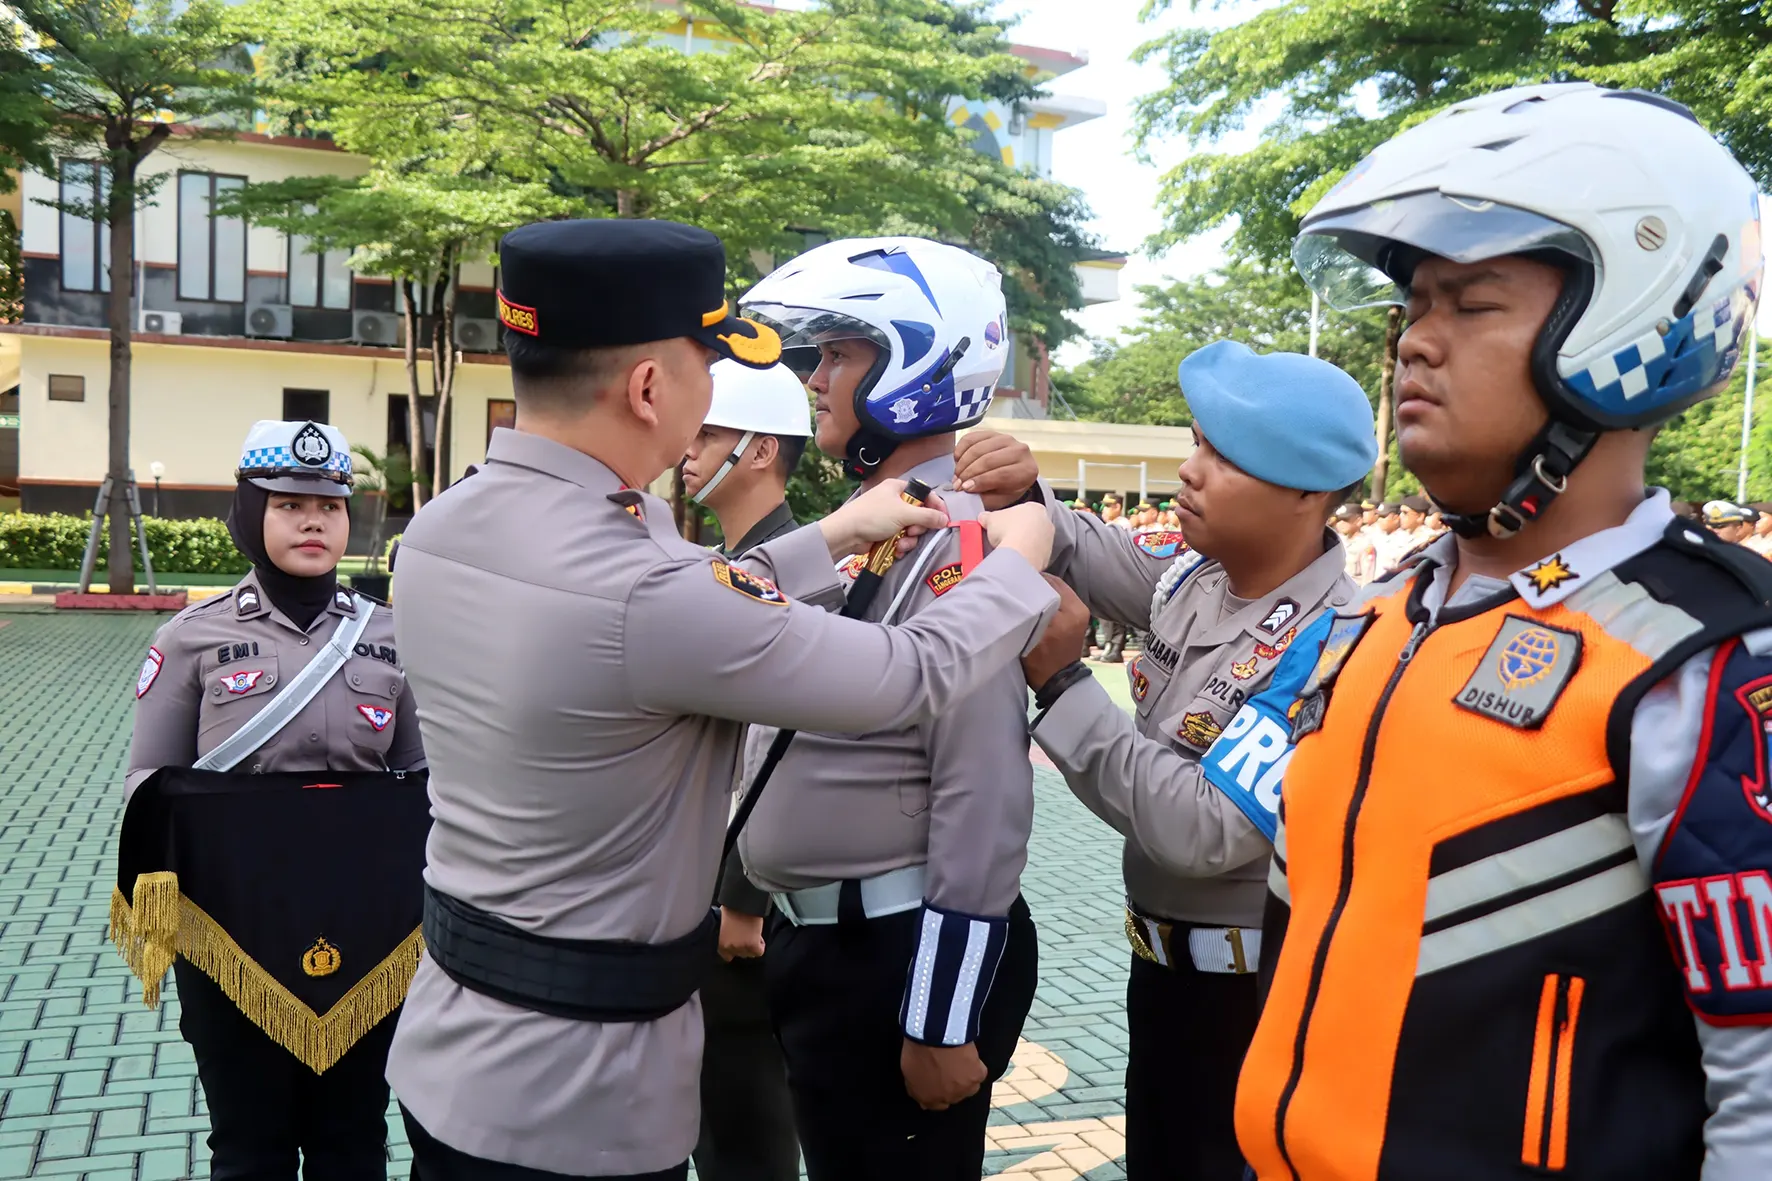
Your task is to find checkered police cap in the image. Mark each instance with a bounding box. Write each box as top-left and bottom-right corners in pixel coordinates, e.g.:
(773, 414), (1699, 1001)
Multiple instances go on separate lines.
(236, 420), (353, 494)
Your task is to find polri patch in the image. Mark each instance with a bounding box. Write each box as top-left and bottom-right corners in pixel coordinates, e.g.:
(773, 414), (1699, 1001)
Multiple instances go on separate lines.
(1231, 656), (1260, 680)
(136, 647), (163, 699)
(1136, 530), (1187, 560)
(926, 562), (963, 596)
(1179, 710), (1223, 749)
(1131, 660), (1150, 702)
(221, 669), (265, 695)
(836, 553), (866, 582)
(713, 560), (788, 607)
(1454, 615), (1582, 730)
(356, 704), (394, 731)
(1253, 626), (1298, 661)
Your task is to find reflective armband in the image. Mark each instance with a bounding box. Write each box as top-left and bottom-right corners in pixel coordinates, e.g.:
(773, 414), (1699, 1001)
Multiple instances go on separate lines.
(899, 902), (1009, 1046)
(1199, 613), (1334, 842)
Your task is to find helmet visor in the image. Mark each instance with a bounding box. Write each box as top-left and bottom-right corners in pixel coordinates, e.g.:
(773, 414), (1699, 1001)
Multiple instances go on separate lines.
(1294, 191), (1595, 310)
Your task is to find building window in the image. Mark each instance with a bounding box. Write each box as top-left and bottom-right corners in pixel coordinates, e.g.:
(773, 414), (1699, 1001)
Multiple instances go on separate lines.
(282, 388), (330, 423)
(486, 399), (515, 446)
(288, 232), (352, 310)
(177, 172), (246, 302)
(59, 161), (111, 294)
(47, 375), (85, 402)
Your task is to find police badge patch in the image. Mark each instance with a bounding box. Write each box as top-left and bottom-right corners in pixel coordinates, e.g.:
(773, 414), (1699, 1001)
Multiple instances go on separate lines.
(1131, 660), (1150, 702)
(221, 670), (265, 695)
(356, 704), (394, 731)
(1454, 616), (1582, 730)
(1300, 613), (1374, 699)
(713, 560), (788, 606)
(136, 647), (163, 699)
(1135, 530), (1188, 560)
(1179, 711), (1223, 749)
(926, 563), (964, 596)
(292, 422), (332, 467)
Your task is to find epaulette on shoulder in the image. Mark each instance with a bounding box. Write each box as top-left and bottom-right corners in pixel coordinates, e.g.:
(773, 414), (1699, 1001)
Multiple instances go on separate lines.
(1658, 518), (1772, 608)
(352, 589), (390, 608)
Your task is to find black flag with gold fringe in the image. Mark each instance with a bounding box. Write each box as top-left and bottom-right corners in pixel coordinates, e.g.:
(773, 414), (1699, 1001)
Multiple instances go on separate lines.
(109, 767), (430, 1074)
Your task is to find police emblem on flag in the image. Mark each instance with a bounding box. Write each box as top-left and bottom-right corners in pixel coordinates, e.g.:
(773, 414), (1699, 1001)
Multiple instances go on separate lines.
(109, 768), (431, 1074)
(357, 704), (394, 731)
(221, 670), (265, 695)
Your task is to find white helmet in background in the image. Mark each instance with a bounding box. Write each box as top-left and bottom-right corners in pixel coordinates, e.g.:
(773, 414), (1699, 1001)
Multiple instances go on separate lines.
(741, 237), (1009, 478)
(1294, 82), (1763, 538)
(692, 360), (812, 505)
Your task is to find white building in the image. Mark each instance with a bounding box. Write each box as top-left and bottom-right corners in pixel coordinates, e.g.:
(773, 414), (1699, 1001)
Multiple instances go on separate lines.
(0, 38), (1121, 531)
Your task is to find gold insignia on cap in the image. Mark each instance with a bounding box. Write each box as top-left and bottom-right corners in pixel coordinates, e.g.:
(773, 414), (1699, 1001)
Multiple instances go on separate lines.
(301, 937), (341, 978)
(717, 318), (783, 366)
(497, 291), (538, 336)
(1523, 554), (1576, 594)
(702, 301), (731, 328)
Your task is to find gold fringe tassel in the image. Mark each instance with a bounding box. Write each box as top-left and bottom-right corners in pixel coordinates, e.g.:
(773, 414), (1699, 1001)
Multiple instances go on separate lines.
(109, 886), (424, 1074)
(108, 872), (182, 1007)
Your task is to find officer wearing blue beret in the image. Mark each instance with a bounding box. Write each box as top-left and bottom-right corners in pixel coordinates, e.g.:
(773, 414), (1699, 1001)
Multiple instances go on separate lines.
(973, 338), (1378, 1180)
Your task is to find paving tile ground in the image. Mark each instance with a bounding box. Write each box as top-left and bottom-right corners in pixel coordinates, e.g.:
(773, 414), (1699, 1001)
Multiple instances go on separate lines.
(0, 606), (1134, 1179)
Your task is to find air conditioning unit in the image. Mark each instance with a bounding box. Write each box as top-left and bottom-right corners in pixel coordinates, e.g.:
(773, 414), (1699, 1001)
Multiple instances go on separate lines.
(454, 317), (500, 353)
(353, 310), (403, 348)
(138, 309), (182, 335)
(245, 300), (293, 339)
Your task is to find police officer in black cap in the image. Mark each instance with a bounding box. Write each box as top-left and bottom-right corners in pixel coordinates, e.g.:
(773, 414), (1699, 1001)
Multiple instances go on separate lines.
(384, 223), (1059, 1181)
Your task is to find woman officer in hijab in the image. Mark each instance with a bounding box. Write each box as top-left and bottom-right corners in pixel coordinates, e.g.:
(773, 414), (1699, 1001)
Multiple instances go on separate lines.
(124, 419), (424, 1180)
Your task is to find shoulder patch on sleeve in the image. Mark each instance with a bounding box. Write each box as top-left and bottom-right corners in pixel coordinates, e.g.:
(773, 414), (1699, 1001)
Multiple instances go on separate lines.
(926, 562), (964, 597)
(135, 647), (164, 699)
(1655, 637), (1772, 1024)
(712, 559), (789, 607)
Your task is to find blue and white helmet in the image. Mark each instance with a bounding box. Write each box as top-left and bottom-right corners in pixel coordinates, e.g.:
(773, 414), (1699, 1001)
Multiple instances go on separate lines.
(1293, 83), (1763, 537)
(741, 237), (1008, 475)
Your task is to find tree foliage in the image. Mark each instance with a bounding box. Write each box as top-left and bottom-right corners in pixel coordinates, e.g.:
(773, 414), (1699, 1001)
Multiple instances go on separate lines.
(238, 0), (1092, 347)
(1059, 257), (1386, 424)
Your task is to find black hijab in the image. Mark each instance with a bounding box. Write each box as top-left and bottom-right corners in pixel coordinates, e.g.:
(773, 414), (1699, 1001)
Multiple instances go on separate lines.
(226, 481), (345, 631)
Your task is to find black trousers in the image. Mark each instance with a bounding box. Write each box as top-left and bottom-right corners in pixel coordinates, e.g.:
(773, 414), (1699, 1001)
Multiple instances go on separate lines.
(401, 1107), (686, 1181)
(175, 960), (396, 1181)
(694, 956), (800, 1181)
(765, 895), (1038, 1181)
(1124, 953), (1260, 1181)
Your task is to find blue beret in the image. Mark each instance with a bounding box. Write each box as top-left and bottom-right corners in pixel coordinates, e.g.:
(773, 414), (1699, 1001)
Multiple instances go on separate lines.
(1178, 340), (1378, 492)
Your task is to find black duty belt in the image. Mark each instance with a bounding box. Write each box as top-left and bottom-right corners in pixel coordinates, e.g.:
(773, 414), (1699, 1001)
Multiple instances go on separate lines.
(422, 884), (717, 1022)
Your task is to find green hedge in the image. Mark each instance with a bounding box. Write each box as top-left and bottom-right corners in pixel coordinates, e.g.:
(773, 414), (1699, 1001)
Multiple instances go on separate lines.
(0, 512), (251, 575)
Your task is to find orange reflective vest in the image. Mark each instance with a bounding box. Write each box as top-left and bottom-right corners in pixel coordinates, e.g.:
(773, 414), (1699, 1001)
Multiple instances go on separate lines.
(1235, 529), (1770, 1180)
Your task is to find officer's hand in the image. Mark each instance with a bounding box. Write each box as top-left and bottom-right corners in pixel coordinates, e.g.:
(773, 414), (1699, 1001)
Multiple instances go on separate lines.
(955, 430), (1039, 510)
(819, 478), (951, 561)
(901, 1039), (988, 1111)
(979, 502), (1055, 571)
(717, 907), (766, 961)
(1022, 575), (1092, 689)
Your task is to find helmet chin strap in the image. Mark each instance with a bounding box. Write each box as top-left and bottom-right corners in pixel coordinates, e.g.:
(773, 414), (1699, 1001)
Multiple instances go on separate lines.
(843, 425), (901, 481)
(691, 431), (756, 506)
(1434, 419), (1597, 539)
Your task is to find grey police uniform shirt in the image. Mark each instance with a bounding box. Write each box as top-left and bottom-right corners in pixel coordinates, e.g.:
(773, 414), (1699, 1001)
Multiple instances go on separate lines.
(1031, 500), (1354, 927)
(716, 499), (800, 917)
(383, 428), (1057, 1177)
(739, 454), (1034, 937)
(1330, 492), (1772, 1179)
(126, 570), (423, 793)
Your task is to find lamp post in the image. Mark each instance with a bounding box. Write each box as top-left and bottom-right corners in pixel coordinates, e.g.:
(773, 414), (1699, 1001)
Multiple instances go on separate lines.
(148, 461), (164, 516)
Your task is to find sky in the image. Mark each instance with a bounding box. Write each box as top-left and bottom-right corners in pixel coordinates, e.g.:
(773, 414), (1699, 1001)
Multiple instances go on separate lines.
(1012, 0), (1772, 361)
(1008, 0), (1271, 364)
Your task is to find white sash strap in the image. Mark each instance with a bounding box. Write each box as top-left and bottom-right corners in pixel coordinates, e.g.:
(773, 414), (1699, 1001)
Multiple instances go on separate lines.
(194, 597), (377, 772)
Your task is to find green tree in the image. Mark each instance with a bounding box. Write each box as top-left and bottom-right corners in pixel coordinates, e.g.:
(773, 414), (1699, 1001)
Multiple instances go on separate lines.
(9, 0), (254, 592)
(1647, 336), (1772, 503)
(1059, 257), (1390, 474)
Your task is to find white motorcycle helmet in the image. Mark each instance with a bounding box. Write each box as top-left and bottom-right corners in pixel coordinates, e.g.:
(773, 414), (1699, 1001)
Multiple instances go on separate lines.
(740, 237), (1009, 478)
(691, 360), (812, 505)
(1294, 82), (1763, 538)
